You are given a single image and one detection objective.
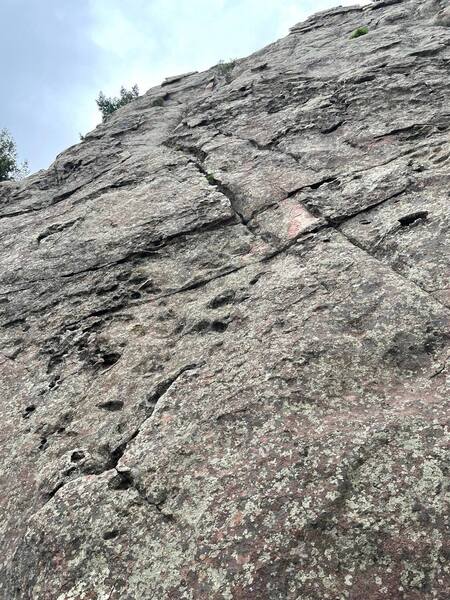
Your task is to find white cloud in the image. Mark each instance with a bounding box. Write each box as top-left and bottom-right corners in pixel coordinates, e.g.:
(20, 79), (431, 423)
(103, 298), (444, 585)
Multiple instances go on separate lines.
(87, 0), (367, 98)
(5, 0), (368, 171)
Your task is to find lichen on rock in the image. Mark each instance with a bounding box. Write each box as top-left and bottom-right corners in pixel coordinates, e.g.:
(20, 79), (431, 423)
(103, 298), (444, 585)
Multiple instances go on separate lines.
(0, 0), (449, 598)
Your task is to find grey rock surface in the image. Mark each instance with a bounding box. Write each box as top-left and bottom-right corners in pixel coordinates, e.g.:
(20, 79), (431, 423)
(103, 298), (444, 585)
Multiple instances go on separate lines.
(0, 0), (449, 598)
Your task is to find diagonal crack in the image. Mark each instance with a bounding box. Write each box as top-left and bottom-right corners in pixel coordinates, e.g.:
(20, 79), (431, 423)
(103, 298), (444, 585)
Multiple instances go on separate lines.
(194, 164), (248, 224)
(162, 139), (258, 236)
(106, 362), (203, 520)
(327, 185), (409, 226)
(0, 155), (132, 221)
(58, 215), (238, 279)
(39, 363), (202, 518)
(337, 228), (450, 313)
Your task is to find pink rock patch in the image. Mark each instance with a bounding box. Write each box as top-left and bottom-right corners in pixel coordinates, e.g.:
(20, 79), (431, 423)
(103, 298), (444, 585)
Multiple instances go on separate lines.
(287, 203), (320, 239)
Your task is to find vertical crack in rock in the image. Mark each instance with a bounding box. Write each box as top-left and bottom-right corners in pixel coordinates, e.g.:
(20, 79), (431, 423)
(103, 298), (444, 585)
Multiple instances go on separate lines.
(162, 138), (258, 234)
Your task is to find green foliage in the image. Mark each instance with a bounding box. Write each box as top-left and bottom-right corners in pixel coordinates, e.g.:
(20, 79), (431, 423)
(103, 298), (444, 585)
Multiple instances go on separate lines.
(350, 26), (369, 39)
(206, 173), (216, 185)
(216, 59), (236, 83)
(0, 129), (29, 182)
(96, 84), (139, 122)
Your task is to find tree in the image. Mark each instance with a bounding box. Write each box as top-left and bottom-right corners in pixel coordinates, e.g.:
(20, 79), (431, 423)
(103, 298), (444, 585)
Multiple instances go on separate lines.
(0, 129), (29, 182)
(96, 84), (139, 122)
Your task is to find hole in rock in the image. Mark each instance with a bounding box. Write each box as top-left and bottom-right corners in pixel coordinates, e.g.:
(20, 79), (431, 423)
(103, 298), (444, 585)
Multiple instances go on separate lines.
(211, 320), (229, 333)
(100, 352), (121, 368)
(129, 274), (147, 284)
(23, 405), (36, 418)
(249, 273), (264, 286)
(207, 290), (235, 309)
(62, 466), (77, 477)
(71, 450), (86, 462)
(117, 272), (131, 282)
(46, 481), (65, 500)
(103, 529), (120, 540)
(97, 400), (124, 412)
(108, 470), (134, 491)
(140, 280), (157, 293)
(309, 177), (338, 190)
(398, 211), (429, 227)
(106, 431), (138, 470)
(48, 375), (61, 389)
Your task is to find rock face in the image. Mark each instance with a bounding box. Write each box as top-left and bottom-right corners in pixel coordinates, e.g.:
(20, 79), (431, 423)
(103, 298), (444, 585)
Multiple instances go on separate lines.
(1, 1), (449, 598)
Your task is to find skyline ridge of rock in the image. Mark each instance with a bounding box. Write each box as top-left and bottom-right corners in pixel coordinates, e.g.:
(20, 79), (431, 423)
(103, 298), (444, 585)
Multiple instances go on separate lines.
(0, 0), (449, 598)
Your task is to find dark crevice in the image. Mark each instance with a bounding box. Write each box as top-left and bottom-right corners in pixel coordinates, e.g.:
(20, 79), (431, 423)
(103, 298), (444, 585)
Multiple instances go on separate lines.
(102, 365), (203, 488)
(373, 123), (433, 141)
(192, 161), (251, 229)
(1, 317), (26, 329)
(398, 211), (429, 227)
(246, 188), (450, 315)
(59, 214), (237, 280)
(71, 450), (86, 462)
(102, 364), (203, 521)
(145, 363), (200, 408)
(308, 177), (339, 191)
(22, 405), (36, 419)
(109, 469), (134, 490)
(162, 139), (257, 234)
(97, 400), (124, 412)
(160, 264), (249, 298)
(167, 141), (207, 163)
(207, 290), (236, 309)
(45, 481), (65, 501)
(279, 177), (341, 206)
(36, 219), (82, 245)
(99, 352), (122, 369)
(188, 318), (230, 334)
(0, 156), (131, 220)
(201, 170), (247, 224)
(330, 186), (409, 226)
(103, 529), (120, 540)
(243, 177), (340, 226)
(320, 120), (345, 134)
(430, 360), (448, 379)
(104, 430), (140, 472)
(260, 220), (329, 264)
(0, 205), (44, 220)
(59, 263), (249, 336)
(69, 175), (164, 209)
(217, 126), (298, 156)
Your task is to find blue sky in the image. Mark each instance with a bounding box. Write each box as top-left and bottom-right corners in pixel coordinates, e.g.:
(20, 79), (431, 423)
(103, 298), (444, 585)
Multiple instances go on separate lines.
(2, 0), (362, 172)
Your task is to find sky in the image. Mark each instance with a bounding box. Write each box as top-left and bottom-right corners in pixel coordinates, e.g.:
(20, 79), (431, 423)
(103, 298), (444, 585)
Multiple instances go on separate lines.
(2, 0), (363, 173)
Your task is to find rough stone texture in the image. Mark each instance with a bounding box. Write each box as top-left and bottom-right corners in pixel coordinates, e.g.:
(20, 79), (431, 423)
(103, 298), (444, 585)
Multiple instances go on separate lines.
(1, 1), (449, 598)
